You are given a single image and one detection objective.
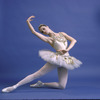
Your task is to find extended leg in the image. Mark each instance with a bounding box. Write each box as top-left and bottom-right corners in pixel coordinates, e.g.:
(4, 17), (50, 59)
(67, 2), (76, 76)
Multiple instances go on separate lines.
(2, 62), (57, 92)
(43, 67), (68, 89)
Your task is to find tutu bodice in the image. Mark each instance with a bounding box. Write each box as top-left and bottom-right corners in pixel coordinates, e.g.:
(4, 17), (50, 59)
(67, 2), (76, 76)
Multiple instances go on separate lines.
(51, 32), (68, 51)
(51, 32), (69, 56)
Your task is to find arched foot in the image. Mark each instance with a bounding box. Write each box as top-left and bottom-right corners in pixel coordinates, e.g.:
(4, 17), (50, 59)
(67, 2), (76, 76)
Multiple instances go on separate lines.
(2, 86), (16, 93)
(30, 80), (44, 88)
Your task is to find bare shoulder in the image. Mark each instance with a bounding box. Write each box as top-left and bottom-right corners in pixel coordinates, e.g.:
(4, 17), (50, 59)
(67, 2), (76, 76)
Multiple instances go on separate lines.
(60, 32), (77, 42)
(60, 32), (68, 36)
(60, 32), (70, 38)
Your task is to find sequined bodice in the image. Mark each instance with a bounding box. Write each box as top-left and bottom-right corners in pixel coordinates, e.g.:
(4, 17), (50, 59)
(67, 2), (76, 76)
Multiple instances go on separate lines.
(52, 32), (68, 51)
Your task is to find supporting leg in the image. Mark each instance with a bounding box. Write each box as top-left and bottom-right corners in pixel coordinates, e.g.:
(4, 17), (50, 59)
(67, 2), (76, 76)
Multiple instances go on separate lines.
(43, 67), (68, 89)
(57, 67), (68, 89)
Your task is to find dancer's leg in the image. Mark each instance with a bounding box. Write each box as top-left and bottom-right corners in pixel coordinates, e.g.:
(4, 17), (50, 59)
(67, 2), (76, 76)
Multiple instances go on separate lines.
(43, 67), (68, 89)
(2, 62), (57, 92)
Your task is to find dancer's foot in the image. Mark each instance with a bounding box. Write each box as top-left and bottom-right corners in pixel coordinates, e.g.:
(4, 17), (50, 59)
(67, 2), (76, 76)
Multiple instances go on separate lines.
(30, 80), (44, 88)
(2, 85), (17, 93)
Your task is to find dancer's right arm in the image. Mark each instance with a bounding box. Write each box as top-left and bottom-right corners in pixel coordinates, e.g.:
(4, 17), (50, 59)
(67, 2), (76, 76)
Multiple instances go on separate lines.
(26, 16), (49, 43)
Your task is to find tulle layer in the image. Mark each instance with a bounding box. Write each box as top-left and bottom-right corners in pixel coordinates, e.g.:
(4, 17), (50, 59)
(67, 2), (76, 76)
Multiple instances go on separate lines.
(39, 49), (82, 70)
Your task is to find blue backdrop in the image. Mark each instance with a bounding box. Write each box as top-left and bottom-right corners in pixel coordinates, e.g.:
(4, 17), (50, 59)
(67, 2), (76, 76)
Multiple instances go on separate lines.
(0, 0), (100, 99)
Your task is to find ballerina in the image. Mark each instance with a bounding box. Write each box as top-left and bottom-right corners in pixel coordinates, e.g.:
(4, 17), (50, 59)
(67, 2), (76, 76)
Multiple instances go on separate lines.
(2, 16), (82, 93)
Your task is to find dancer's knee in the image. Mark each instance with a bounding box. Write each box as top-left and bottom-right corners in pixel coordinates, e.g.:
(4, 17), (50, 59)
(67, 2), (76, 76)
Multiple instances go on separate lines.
(59, 84), (66, 89)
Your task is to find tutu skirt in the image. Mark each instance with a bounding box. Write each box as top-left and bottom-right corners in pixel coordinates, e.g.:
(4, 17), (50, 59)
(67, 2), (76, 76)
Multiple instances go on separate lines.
(39, 49), (82, 70)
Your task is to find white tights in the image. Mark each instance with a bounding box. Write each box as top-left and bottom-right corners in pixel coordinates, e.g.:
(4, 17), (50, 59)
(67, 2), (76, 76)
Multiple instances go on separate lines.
(2, 62), (68, 92)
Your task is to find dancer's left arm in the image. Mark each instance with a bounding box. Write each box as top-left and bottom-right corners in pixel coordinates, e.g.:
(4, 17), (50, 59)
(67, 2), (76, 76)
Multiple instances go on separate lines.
(62, 32), (77, 51)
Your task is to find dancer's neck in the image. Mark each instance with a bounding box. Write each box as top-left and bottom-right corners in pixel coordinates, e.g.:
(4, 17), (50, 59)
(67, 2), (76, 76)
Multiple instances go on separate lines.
(48, 31), (58, 37)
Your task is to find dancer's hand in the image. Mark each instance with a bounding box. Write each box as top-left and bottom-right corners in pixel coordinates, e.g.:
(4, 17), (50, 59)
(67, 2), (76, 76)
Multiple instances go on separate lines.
(26, 16), (35, 22)
(57, 49), (68, 55)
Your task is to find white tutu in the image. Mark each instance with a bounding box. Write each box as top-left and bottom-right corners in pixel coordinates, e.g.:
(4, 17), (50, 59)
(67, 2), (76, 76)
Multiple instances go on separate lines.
(39, 49), (82, 70)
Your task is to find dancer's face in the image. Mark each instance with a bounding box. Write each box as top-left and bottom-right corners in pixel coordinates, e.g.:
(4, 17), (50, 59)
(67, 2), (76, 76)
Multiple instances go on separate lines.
(39, 26), (50, 35)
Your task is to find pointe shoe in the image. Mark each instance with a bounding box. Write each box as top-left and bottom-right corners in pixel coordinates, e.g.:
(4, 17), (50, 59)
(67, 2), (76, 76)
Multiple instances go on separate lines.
(30, 80), (44, 88)
(2, 86), (16, 93)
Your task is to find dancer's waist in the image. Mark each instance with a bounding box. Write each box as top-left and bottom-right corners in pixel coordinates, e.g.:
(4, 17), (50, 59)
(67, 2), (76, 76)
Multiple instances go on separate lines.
(55, 50), (70, 56)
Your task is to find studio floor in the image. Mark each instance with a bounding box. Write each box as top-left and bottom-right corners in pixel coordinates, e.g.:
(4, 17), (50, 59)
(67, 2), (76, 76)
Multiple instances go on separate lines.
(0, 66), (100, 99)
(0, 81), (100, 99)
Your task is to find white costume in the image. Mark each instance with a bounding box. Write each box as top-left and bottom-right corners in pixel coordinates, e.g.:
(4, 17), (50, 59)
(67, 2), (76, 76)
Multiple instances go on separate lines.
(39, 32), (82, 70)
(1, 32), (82, 93)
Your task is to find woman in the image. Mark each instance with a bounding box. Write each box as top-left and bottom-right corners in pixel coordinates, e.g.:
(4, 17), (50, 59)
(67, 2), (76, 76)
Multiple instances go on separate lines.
(2, 16), (82, 93)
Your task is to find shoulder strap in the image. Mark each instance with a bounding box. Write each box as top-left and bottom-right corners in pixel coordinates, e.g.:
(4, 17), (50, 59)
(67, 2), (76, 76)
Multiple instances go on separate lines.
(59, 32), (64, 37)
(59, 32), (67, 41)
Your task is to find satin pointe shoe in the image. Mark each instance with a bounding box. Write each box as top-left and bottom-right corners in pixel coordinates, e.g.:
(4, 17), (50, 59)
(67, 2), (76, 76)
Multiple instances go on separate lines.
(30, 80), (44, 88)
(2, 85), (16, 93)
